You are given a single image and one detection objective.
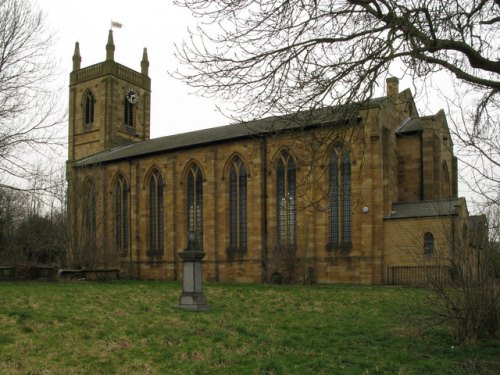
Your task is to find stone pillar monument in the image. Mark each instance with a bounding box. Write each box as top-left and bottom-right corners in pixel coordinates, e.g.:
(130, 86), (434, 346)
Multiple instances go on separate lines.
(175, 231), (211, 311)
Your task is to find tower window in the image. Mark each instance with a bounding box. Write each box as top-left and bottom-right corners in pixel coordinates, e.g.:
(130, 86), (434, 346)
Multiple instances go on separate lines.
(187, 164), (203, 248)
(115, 174), (129, 256)
(329, 149), (352, 249)
(84, 91), (95, 126)
(124, 96), (134, 127)
(229, 157), (247, 250)
(148, 169), (163, 256)
(276, 150), (296, 246)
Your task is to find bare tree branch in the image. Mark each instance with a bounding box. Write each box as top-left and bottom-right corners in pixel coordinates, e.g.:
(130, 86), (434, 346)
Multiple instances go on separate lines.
(173, 0), (499, 210)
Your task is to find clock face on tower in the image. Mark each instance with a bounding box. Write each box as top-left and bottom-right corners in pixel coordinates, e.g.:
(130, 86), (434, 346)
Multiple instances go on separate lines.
(126, 89), (138, 104)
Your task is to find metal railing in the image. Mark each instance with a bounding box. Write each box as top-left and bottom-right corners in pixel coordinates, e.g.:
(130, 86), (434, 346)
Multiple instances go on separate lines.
(387, 265), (452, 286)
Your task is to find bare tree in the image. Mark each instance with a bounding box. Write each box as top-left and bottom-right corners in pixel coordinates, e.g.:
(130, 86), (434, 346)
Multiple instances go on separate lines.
(0, 0), (65, 193)
(173, 0), (499, 207)
(427, 218), (498, 343)
(0, 174), (66, 269)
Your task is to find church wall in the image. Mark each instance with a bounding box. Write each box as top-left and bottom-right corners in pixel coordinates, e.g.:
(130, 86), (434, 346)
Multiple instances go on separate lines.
(384, 216), (453, 264)
(66, 164), (112, 269)
(103, 138), (268, 282)
(397, 135), (422, 202)
(419, 112), (455, 201)
(383, 197), (475, 284)
(383, 216), (454, 283)
(260, 126), (345, 282)
(435, 112), (454, 199)
(70, 76), (106, 161)
(70, 108), (463, 285)
(72, 113), (398, 284)
(378, 96), (410, 213)
(364, 112), (384, 283)
(102, 161), (134, 272)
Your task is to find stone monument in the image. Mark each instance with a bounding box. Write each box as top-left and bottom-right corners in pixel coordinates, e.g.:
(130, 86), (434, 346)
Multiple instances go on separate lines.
(175, 231), (211, 311)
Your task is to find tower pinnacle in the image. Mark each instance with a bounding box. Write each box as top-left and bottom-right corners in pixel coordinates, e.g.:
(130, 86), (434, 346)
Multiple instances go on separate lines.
(106, 30), (115, 61)
(141, 48), (149, 76)
(72, 42), (81, 71)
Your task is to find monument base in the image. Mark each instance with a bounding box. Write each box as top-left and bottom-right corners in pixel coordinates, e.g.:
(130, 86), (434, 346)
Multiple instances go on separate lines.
(175, 291), (211, 311)
(174, 303), (211, 312)
(175, 249), (211, 311)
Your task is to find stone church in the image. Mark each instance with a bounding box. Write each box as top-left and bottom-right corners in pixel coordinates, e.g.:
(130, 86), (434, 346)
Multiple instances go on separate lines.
(66, 31), (484, 284)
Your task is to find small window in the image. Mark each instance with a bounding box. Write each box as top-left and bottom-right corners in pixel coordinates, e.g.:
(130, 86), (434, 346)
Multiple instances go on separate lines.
(424, 232), (434, 254)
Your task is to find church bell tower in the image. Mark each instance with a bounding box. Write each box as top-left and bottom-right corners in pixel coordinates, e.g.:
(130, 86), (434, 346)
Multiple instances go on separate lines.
(68, 30), (151, 162)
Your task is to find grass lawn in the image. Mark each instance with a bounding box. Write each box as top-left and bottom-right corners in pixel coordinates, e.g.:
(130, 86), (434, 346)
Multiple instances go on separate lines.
(0, 281), (498, 374)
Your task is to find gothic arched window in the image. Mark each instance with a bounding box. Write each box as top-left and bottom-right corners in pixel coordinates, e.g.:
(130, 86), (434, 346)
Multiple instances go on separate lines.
(115, 174), (129, 255)
(148, 169), (163, 256)
(124, 95), (134, 127)
(84, 91), (95, 126)
(441, 161), (451, 198)
(276, 150), (296, 246)
(83, 178), (97, 253)
(187, 164), (203, 247)
(424, 232), (434, 254)
(329, 149), (352, 249)
(229, 157), (247, 250)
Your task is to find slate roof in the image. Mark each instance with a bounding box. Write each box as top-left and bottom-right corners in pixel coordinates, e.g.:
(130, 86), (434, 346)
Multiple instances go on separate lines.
(75, 98), (386, 167)
(396, 118), (422, 134)
(386, 199), (461, 219)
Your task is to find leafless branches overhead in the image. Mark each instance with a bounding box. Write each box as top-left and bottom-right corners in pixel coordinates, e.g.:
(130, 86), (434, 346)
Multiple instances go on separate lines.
(174, 0), (499, 210)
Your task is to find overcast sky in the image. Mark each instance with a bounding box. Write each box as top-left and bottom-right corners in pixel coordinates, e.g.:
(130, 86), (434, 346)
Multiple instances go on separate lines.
(33, 0), (483, 205)
(35, 0), (452, 137)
